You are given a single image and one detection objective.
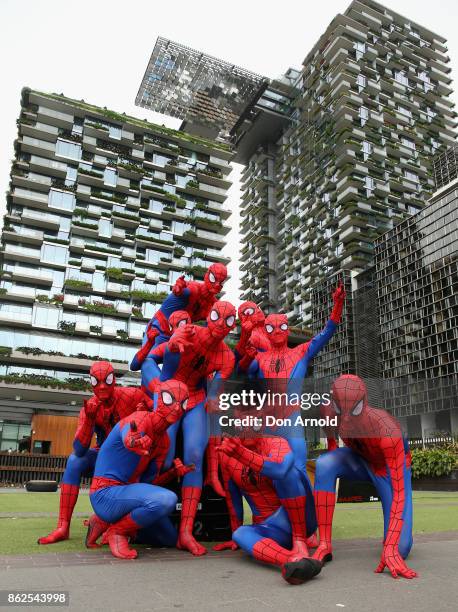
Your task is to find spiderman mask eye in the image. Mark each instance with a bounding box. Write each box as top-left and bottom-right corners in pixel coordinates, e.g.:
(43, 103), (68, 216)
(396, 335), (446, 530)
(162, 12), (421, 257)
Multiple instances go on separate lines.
(178, 319), (187, 328)
(210, 310), (219, 321)
(280, 323), (288, 331)
(331, 399), (341, 414)
(352, 400), (364, 416)
(181, 398), (188, 411)
(105, 372), (114, 385)
(90, 375), (98, 387)
(265, 324), (274, 334)
(244, 307), (254, 316)
(161, 391), (174, 406)
(226, 315), (235, 327)
(208, 272), (216, 283)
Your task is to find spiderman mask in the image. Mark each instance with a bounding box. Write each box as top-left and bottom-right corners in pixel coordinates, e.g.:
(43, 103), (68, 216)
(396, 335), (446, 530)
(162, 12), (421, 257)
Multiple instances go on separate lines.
(89, 361), (115, 401)
(207, 301), (236, 340)
(169, 310), (191, 333)
(204, 263), (227, 295)
(238, 301), (265, 329)
(264, 314), (289, 347)
(156, 380), (190, 425)
(331, 375), (368, 435)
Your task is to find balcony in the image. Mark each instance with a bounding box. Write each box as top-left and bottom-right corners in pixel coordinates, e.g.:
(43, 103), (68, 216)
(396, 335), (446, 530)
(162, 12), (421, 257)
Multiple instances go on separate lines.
(1, 286), (37, 303)
(3, 244), (41, 264)
(2, 227), (44, 245)
(0, 310), (32, 327)
(12, 187), (49, 209)
(11, 266), (54, 285)
(37, 105), (73, 128)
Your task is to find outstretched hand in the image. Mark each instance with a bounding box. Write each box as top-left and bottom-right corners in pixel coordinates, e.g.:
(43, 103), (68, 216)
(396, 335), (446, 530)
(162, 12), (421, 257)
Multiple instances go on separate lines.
(217, 436), (242, 457)
(169, 324), (195, 353)
(332, 280), (346, 304)
(172, 275), (187, 296)
(375, 545), (417, 579)
(127, 421), (152, 455)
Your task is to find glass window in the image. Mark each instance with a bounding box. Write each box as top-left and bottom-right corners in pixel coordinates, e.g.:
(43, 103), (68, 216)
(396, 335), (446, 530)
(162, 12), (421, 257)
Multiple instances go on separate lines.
(56, 139), (82, 160)
(356, 74), (366, 88)
(41, 243), (68, 265)
(93, 271), (106, 292)
(48, 189), (75, 211)
(104, 168), (117, 187)
(398, 105), (412, 118)
(109, 126), (122, 140)
(33, 304), (60, 329)
(401, 137), (415, 150)
(99, 218), (112, 238)
(394, 71), (409, 86)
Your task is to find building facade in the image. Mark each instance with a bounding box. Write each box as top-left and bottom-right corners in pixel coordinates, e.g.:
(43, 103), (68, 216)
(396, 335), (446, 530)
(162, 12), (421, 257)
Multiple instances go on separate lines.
(236, 0), (456, 329)
(374, 176), (458, 435)
(0, 88), (232, 450)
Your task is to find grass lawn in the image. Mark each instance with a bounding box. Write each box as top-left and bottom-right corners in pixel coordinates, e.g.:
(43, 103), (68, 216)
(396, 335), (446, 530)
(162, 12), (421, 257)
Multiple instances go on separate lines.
(0, 490), (457, 556)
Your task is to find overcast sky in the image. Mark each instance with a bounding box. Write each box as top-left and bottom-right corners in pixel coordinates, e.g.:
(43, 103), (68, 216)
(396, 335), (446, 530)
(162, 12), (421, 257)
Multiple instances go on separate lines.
(1, 0), (457, 306)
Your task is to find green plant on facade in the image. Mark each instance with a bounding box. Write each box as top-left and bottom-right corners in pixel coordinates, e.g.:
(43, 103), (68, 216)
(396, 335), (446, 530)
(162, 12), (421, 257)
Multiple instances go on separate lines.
(116, 329), (129, 341)
(125, 290), (168, 303)
(0, 372), (90, 392)
(64, 279), (92, 291)
(0, 346), (12, 357)
(58, 320), (76, 335)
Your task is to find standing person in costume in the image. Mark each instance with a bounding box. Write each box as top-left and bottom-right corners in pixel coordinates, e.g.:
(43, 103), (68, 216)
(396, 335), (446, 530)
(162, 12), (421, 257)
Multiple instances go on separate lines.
(89, 380), (194, 559)
(38, 361), (150, 545)
(149, 300), (237, 555)
(313, 374), (416, 579)
(237, 282), (346, 548)
(214, 434), (322, 585)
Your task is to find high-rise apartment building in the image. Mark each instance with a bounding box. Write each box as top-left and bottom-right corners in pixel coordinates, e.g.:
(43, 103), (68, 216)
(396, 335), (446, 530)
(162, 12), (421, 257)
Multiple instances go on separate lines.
(137, 1), (456, 334)
(0, 88), (232, 450)
(237, 0), (456, 327)
(374, 169), (458, 435)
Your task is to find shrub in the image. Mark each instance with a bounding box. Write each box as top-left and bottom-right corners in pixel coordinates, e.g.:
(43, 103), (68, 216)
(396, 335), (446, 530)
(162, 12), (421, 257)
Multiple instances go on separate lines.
(410, 448), (457, 479)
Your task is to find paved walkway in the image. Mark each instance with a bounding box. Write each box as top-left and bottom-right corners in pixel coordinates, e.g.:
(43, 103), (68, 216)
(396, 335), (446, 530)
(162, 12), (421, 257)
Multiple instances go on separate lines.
(0, 532), (457, 611)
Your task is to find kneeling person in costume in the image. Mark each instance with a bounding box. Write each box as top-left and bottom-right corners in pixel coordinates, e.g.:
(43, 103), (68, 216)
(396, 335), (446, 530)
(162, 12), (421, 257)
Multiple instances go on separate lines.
(89, 380), (194, 559)
(215, 434), (321, 585)
(313, 374), (416, 579)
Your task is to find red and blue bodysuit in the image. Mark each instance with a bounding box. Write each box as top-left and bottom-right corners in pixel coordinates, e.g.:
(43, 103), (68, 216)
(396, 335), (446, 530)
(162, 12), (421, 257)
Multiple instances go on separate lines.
(215, 435), (322, 585)
(89, 380), (193, 559)
(38, 361), (149, 545)
(239, 283), (346, 549)
(235, 301), (271, 357)
(314, 374), (416, 579)
(141, 301), (237, 556)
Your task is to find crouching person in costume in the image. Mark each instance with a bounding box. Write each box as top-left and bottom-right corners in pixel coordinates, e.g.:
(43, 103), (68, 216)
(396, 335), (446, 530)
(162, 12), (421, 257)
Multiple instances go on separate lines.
(88, 380), (194, 559)
(314, 374), (416, 579)
(38, 361), (150, 545)
(215, 434), (322, 585)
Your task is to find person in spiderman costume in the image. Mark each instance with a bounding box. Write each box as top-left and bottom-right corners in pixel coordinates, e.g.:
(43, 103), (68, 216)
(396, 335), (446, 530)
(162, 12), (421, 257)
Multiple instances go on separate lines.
(142, 262), (227, 348)
(38, 361), (150, 545)
(214, 430), (322, 585)
(312, 374), (416, 579)
(239, 282), (346, 551)
(130, 310), (191, 396)
(144, 300), (237, 555)
(234, 301), (271, 357)
(88, 379), (194, 559)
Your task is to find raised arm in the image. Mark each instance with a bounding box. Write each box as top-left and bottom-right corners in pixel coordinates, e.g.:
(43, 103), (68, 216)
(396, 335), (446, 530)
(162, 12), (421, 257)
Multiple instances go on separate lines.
(130, 322), (159, 371)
